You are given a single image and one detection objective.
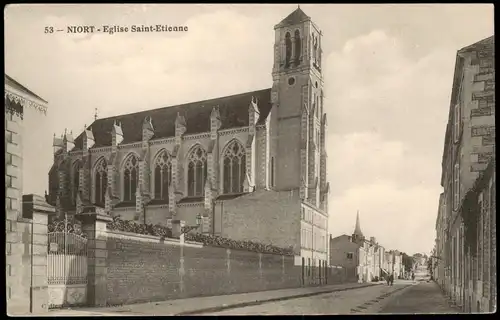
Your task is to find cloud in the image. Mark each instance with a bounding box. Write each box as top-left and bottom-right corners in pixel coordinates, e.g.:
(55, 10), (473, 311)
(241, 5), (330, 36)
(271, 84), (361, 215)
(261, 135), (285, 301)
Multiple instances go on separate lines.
(325, 30), (452, 254)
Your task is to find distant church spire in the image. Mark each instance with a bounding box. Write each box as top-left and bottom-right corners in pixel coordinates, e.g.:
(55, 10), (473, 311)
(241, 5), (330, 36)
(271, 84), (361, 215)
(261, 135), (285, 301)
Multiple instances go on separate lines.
(353, 210), (364, 238)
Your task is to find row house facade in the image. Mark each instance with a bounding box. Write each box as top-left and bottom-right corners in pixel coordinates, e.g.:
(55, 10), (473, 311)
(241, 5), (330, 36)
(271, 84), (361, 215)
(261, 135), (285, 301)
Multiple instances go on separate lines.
(436, 36), (495, 313)
(47, 7), (330, 266)
(435, 192), (447, 288)
(383, 250), (403, 279)
(329, 213), (393, 283)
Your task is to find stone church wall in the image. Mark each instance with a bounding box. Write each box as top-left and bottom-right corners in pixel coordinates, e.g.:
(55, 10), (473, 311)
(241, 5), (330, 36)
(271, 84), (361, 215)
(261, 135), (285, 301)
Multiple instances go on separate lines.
(220, 189), (301, 254)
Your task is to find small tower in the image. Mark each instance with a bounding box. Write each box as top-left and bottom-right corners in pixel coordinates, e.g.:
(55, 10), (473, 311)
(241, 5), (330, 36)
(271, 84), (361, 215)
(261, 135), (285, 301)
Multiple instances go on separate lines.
(271, 6), (325, 199)
(352, 211), (365, 243)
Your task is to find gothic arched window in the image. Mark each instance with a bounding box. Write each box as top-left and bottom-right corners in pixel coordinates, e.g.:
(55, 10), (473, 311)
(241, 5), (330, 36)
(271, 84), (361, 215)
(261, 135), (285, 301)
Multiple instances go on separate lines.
(223, 140), (246, 194)
(72, 161), (82, 204)
(94, 158), (107, 205)
(285, 32), (292, 68)
(294, 30), (301, 64)
(187, 145), (207, 197)
(123, 154), (139, 202)
(154, 150), (172, 200)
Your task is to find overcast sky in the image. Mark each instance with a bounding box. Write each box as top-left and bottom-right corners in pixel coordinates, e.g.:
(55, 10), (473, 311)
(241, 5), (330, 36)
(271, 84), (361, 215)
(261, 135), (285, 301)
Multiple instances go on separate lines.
(5, 4), (494, 255)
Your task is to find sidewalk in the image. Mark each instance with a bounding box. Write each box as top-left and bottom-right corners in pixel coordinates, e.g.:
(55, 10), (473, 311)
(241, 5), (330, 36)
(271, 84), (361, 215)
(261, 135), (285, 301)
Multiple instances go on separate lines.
(378, 281), (461, 314)
(49, 282), (381, 316)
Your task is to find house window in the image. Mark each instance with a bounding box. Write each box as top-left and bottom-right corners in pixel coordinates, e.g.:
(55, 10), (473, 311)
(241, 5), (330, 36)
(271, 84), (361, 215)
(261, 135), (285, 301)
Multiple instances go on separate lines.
(72, 160), (82, 204)
(123, 154), (139, 202)
(94, 157), (108, 205)
(301, 207), (305, 220)
(454, 103), (460, 142)
(223, 140), (246, 194)
(270, 157), (275, 187)
(154, 150), (172, 200)
(347, 252), (354, 260)
(187, 145), (207, 197)
(453, 163), (460, 210)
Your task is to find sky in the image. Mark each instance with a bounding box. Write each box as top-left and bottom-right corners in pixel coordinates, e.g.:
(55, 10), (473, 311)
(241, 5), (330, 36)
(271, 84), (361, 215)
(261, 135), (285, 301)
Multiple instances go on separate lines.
(5, 4), (494, 255)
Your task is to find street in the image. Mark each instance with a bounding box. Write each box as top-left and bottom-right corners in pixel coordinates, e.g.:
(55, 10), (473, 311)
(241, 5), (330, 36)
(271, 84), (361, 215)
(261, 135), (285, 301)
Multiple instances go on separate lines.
(200, 280), (457, 315)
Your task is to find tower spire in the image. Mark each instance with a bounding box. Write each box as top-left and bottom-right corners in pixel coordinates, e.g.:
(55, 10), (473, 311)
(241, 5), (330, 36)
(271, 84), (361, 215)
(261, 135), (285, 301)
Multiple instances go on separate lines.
(353, 210), (363, 237)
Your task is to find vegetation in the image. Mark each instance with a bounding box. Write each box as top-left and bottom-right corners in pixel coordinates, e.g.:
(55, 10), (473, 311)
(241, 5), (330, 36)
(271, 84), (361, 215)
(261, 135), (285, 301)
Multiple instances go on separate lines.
(106, 215), (173, 239)
(49, 214), (295, 256)
(401, 252), (415, 272)
(185, 232), (295, 256)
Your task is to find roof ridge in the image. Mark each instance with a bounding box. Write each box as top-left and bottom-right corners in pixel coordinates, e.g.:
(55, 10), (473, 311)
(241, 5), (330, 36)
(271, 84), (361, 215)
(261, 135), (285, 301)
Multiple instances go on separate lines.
(73, 87), (273, 149)
(5, 74), (48, 103)
(93, 87), (272, 122)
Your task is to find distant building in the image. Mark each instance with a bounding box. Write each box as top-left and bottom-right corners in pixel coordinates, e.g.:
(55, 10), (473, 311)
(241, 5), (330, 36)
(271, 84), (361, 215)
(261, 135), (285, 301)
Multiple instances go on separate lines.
(329, 213), (387, 283)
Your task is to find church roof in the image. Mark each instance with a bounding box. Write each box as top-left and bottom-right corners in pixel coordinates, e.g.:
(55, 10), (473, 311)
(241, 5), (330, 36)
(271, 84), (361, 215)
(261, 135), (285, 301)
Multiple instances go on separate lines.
(353, 211), (364, 238)
(276, 7), (310, 28)
(74, 88), (272, 149)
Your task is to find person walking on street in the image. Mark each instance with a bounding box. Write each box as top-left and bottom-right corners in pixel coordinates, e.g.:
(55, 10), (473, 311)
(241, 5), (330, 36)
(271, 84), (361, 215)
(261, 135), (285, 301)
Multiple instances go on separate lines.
(389, 273), (394, 286)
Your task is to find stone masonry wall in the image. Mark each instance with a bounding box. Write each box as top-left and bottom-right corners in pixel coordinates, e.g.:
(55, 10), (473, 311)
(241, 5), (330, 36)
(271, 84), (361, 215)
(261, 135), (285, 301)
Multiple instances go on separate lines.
(220, 189), (301, 254)
(5, 110), (31, 315)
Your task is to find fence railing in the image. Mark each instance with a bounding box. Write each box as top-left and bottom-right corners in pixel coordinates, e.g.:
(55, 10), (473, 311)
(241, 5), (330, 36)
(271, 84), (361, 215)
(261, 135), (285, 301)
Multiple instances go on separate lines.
(47, 232), (88, 285)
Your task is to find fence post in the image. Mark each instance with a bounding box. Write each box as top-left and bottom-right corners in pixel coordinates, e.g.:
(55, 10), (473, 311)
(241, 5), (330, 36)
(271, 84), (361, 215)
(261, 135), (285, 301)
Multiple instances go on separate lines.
(22, 194), (54, 314)
(76, 207), (111, 307)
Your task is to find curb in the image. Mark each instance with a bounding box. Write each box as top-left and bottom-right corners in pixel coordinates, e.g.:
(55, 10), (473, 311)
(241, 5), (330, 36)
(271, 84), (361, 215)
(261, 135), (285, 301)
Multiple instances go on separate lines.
(175, 283), (382, 315)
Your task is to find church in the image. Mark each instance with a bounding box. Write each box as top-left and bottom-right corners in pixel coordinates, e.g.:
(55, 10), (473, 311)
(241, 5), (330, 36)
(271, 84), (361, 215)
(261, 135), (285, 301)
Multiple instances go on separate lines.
(48, 7), (330, 266)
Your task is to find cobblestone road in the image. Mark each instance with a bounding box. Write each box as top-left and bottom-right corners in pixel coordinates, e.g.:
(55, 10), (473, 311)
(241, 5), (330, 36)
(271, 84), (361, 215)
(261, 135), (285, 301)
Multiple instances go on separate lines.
(204, 282), (414, 315)
(379, 281), (460, 314)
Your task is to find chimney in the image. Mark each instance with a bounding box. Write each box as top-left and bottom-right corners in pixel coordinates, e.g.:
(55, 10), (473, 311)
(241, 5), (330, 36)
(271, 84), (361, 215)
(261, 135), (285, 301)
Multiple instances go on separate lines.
(64, 130), (75, 152)
(111, 120), (124, 147)
(249, 96), (260, 126)
(82, 127), (95, 151)
(142, 116), (154, 141)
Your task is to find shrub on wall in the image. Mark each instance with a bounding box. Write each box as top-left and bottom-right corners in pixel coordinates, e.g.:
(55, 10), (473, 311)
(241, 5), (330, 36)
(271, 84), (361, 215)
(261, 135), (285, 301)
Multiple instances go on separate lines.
(52, 214), (294, 256)
(106, 215), (173, 239)
(185, 232), (295, 256)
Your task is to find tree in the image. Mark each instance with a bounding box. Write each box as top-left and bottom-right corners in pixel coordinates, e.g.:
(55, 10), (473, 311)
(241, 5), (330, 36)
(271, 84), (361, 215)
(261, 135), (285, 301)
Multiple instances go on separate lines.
(401, 252), (414, 272)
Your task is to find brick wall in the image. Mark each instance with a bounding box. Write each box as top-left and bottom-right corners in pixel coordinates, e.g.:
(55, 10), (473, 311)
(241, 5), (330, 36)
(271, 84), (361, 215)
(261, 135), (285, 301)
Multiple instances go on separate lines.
(103, 229), (357, 307)
(105, 232), (301, 306)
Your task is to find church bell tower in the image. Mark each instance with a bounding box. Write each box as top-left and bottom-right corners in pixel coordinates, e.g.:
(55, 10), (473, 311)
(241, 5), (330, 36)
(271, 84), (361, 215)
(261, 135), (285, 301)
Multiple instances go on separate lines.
(271, 7), (325, 209)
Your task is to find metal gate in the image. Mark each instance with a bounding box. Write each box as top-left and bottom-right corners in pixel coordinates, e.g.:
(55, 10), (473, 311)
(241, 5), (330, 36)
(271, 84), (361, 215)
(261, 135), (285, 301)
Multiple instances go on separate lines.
(47, 232), (88, 309)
